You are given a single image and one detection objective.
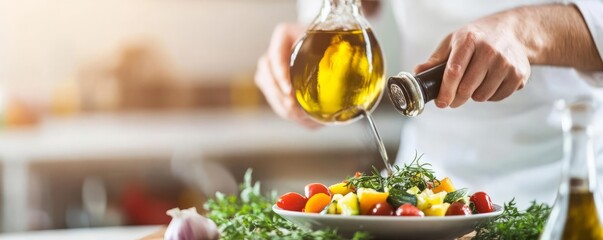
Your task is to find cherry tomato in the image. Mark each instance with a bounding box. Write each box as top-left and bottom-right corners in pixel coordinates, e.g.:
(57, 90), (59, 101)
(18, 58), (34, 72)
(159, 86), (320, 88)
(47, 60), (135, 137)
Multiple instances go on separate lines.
(470, 192), (494, 213)
(369, 201), (394, 216)
(395, 203), (424, 217)
(277, 192), (307, 211)
(445, 202), (472, 216)
(304, 183), (331, 198)
(354, 172), (362, 178)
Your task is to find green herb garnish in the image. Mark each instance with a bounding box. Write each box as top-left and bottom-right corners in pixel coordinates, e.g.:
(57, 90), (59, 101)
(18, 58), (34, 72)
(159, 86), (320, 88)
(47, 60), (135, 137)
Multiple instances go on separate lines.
(346, 153), (438, 193)
(443, 188), (468, 204)
(386, 187), (417, 208)
(204, 169), (370, 240)
(474, 199), (551, 240)
(344, 153), (438, 209)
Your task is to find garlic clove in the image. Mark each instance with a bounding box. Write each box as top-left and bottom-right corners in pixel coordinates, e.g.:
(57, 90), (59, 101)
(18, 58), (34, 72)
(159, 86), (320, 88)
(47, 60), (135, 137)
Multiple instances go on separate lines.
(165, 207), (219, 240)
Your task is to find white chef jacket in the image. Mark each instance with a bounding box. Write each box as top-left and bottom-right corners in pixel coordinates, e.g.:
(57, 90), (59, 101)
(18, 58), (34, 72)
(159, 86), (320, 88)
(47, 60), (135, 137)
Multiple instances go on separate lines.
(298, 0), (603, 209)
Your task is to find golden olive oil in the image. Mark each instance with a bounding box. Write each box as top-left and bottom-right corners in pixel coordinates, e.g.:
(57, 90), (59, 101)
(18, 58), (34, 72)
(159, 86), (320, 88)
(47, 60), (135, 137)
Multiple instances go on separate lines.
(290, 29), (385, 123)
(561, 190), (603, 239)
(364, 110), (394, 176)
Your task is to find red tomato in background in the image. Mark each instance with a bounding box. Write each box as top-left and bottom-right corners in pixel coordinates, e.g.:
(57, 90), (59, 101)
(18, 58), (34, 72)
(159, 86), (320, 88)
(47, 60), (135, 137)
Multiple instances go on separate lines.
(369, 201), (394, 216)
(304, 183), (331, 198)
(446, 202), (472, 216)
(470, 192), (494, 213)
(395, 203), (424, 217)
(277, 192), (308, 211)
(121, 183), (172, 225)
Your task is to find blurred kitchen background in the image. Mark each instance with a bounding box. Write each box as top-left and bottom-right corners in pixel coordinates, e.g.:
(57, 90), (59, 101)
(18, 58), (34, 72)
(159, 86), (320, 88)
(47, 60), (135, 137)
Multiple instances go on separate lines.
(0, 0), (405, 234)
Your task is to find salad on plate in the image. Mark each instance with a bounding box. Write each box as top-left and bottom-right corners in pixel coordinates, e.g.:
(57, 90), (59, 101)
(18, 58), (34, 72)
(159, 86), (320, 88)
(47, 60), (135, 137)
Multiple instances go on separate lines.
(276, 156), (495, 218)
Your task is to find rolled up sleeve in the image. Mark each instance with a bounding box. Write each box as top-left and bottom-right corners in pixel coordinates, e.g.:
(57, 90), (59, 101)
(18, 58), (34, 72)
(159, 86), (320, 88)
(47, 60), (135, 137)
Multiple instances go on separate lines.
(571, 0), (603, 83)
(573, 1), (603, 63)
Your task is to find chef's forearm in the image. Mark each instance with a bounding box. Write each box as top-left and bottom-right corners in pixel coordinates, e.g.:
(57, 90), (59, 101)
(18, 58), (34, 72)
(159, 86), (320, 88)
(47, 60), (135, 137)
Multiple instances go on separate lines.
(511, 4), (603, 71)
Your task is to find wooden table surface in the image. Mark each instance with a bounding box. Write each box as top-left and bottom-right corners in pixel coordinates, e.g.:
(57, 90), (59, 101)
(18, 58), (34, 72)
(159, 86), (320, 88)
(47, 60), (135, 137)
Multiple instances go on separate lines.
(140, 227), (475, 240)
(140, 227), (166, 240)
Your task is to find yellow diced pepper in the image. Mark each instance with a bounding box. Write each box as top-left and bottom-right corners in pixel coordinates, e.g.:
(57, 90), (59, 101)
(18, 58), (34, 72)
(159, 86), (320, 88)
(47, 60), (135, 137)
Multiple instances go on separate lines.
(337, 192), (360, 215)
(424, 203), (451, 216)
(328, 182), (354, 195)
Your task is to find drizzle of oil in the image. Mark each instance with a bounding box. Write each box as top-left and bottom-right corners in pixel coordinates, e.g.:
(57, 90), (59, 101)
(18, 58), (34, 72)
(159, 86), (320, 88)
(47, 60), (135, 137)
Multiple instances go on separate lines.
(363, 110), (393, 176)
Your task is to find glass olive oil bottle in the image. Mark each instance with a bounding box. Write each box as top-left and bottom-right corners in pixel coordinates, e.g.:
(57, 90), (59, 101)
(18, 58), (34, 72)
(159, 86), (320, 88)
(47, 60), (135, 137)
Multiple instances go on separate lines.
(290, 0), (385, 124)
(540, 98), (603, 240)
(289, 0), (393, 175)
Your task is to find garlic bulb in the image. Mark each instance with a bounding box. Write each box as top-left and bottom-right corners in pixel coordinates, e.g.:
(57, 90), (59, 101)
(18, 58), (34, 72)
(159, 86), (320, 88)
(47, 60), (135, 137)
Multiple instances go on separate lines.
(164, 207), (219, 240)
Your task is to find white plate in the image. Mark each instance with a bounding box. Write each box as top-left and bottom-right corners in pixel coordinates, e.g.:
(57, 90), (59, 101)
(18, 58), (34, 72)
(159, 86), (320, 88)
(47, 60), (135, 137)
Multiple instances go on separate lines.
(273, 204), (503, 240)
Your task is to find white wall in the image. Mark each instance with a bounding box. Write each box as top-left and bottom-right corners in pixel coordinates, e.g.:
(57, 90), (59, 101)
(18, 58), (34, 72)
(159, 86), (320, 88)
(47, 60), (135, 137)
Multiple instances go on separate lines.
(0, 0), (402, 102)
(0, 0), (297, 95)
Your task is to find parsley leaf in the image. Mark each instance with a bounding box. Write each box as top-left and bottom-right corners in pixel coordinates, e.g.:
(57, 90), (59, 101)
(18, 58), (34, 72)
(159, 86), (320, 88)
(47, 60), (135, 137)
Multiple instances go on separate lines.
(474, 199), (551, 240)
(204, 169), (371, 240)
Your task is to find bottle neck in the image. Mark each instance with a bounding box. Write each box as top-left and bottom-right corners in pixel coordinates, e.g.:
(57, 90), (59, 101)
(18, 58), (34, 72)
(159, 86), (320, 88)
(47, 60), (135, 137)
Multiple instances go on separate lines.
(563, 126), (597, 193)
(314, 0), (364, 30)
(559, 101), (598, 194)
(322, 0), (362, 16)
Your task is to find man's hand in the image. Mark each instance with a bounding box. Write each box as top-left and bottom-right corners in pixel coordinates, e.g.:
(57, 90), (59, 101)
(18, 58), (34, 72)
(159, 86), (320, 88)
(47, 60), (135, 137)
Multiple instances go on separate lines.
(416, 4), (603, 109)
(415, 13), (530, 108)
(255, 23), (322, 129)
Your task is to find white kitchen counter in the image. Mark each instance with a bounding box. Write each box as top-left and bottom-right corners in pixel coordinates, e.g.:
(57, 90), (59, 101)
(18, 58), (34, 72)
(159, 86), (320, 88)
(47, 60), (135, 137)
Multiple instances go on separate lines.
(0, 109), (405, 232)
(0, 110), (402, 161)
(0, 225), (160, 240)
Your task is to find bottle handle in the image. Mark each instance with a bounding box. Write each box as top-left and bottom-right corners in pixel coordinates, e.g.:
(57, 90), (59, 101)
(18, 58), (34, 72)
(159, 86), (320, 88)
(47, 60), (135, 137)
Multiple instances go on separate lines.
(415, 63), (446, 103)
